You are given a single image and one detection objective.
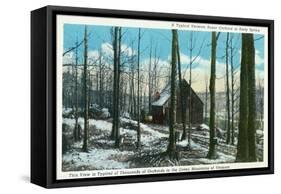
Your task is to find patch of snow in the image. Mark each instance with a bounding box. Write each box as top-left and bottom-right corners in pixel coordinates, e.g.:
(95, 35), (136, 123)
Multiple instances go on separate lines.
(90, 103), (100, 109)
(63, 118), (84, 127)
(141, 124), (167, 138)
(192, 133), (209, 139)
(63, 118), (113, 133)
(100, 108), (111, 119)
(121, 118), (167, 138)
(89, 119), (112, 132)
(190, 139), (208, 151)
(140, 123), (168, 148)
(177, 139), (189, 147)
(63, 148), (133, 170)
(177, 138), (208, 152)
(200, 124), (210, 130)
(256, 129), (263, 136)
(121, 117), (168, 147)
(64, 117), (168, 149)
(102, 108), (108, 112)
(63, 108), (73, 114)
(94, 139), (114, 145)
(197, 152), (235, 164)
(120, 117), (136, 124)
(121, 112), (131, 119)
(120, 128), (137, 136)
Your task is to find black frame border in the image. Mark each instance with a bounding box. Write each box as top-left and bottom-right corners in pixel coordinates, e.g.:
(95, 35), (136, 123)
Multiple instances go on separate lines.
(31, 5), (274, 188)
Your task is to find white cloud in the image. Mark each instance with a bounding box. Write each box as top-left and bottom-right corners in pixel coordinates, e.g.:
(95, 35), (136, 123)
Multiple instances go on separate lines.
(188, 57), (227, 92)
(255, 50), (264, 66)
(121, 44), (136, 57)
(88, 50), (99, 61)
(100, 42), (136, 58)
(162, 52), (229, 92)
(238, 49), (264, 66)
(101, 42), (113, 57)
(63, 51), (75, 64)
(179, 52), (190, 65)
(177, 52), (226, 78)
(142, 52), (229, 92)
(142, 57), (170, 67)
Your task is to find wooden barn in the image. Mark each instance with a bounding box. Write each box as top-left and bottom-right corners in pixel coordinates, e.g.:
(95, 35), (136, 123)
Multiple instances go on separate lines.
(151, 79), (204, 125)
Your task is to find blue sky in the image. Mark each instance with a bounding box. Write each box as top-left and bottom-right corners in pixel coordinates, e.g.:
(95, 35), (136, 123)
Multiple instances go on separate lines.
(63, 24), (265, 92)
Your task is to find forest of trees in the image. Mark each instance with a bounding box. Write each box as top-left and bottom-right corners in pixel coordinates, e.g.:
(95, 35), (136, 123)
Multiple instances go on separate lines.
(62, 24), (265, 170)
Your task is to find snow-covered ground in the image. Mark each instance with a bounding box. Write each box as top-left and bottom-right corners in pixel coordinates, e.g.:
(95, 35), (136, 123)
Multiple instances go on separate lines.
(63, 148), (133, 170)
(62, 117), (170, 170)
(62, 117), (259, 171)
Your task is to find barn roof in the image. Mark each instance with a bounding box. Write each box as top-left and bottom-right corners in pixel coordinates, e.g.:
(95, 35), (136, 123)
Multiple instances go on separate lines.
(151, 79), (203, 107)
(151, 84), (170, 106)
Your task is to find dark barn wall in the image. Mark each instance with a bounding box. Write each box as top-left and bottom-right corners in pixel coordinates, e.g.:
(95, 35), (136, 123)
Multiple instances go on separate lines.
(152, 106), (164, 124)
(152, 79), (204, 125)
(190, 96), (204, 124)
(176, 80), (204, 125)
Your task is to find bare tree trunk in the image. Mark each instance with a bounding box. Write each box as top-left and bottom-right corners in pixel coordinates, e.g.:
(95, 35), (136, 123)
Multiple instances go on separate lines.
(257, 78), (264, 131)
(226, 33), (231, 144)
(119, 74), (124, 113)
(207, 32), (219, 159)
(74, 39), (79, 141)
(247, 34), (257, 162)
(130, 69), (135, 116)
(230, 35), (235, 145)
(123, 79), (128, 113)
(140, 75), (143, 111)
(143, 89), (146, 112)
(137, 28), (141, 149)
(96, 68), (99, 104)
(128, 75), (132, 114)
(184, 32), (205, 145)
(111, 27), (119, 144)
(174, 32), (187, 141)
(82, 25), (89, 152)
(236, 33), (249, 162)
(204, 74), (209, 123)
(167, 29), (177, 159)
(99, 49), (104, 108)
(152, 47), (159, 95)
(148, 44), (152, 114)
(188, 32), (193, 149)
(88, 72), (92, 110)
(132, 70), (136, 118)
(115, 27), (122, 147)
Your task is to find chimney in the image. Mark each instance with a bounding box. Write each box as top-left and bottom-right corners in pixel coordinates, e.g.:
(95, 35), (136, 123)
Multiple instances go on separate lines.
(155, 91), (160, 100)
